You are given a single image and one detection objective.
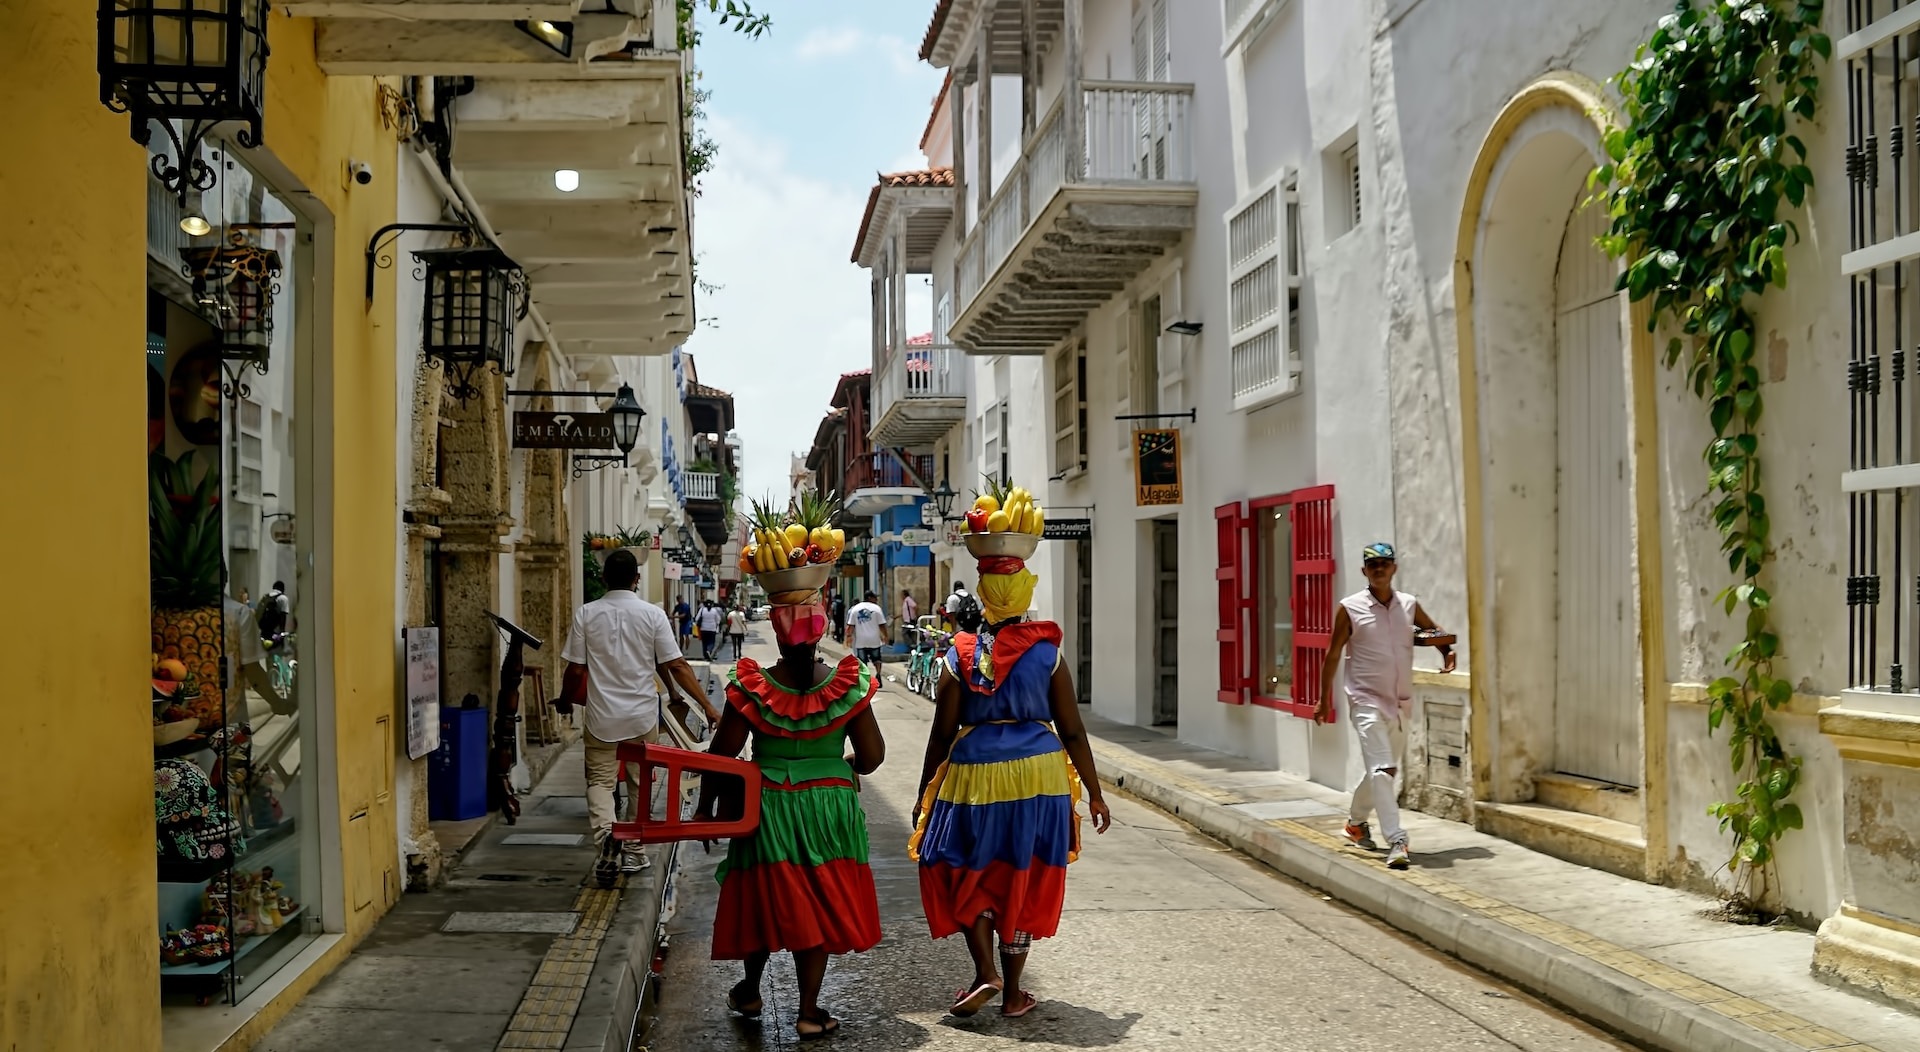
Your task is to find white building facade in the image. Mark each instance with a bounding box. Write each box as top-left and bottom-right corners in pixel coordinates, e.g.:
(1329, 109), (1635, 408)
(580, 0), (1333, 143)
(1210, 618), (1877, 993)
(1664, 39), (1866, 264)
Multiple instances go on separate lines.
(889, 0), (1920, 1005)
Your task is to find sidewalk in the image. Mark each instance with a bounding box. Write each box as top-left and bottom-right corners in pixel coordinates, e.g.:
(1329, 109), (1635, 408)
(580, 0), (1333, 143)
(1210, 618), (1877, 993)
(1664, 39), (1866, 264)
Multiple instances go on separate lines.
(255, 740), (679, 1052)
(1077, 715), (1918, 1052)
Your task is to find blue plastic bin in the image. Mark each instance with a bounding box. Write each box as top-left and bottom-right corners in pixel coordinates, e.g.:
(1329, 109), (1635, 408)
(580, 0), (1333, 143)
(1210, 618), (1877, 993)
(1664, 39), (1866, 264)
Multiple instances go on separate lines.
(429, 705), (489, 821)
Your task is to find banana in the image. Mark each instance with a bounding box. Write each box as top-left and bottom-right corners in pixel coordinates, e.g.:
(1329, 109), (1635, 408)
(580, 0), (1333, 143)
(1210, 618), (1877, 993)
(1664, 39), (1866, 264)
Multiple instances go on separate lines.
(1030, 507), (1046, 535)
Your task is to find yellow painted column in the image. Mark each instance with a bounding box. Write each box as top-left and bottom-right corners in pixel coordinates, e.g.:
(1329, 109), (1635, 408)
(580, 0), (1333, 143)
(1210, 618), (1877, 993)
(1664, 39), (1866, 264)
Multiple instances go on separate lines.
(0, 3), (163, 1050)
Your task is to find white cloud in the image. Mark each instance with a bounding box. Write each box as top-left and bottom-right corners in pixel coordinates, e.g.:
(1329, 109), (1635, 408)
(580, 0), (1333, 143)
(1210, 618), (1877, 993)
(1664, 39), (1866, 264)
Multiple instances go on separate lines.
(793, 26), (921, 76)
(683, 115), (881, 503)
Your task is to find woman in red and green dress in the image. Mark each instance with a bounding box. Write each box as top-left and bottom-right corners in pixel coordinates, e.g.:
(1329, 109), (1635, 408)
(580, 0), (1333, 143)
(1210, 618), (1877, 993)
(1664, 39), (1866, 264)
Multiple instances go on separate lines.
(703, 595), (885, 1040)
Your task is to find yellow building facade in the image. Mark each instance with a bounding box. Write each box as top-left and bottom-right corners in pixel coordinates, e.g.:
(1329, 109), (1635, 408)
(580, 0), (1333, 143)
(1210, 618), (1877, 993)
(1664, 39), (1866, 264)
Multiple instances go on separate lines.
(0, 5), (403, 1050)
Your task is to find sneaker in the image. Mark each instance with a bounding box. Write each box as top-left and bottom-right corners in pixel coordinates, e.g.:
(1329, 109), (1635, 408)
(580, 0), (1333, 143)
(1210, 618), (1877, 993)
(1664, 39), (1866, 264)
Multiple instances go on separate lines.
(1386, 839), (1411, 870)
(620, 847), (651, 873)
(1343, 821), (1375, 849)
(593, 836), (620, 888)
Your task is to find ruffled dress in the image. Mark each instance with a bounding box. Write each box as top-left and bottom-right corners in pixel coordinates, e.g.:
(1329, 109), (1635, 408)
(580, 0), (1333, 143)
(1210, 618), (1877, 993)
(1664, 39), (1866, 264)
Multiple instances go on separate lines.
(910, 622), (1081, 944)
(711, 655), (882, 960)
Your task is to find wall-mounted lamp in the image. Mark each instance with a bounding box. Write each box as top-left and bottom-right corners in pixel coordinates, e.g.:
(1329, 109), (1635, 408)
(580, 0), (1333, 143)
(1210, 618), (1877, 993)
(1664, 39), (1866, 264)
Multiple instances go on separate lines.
(415, 245), (530, 404)
(517, 19), (573, 57)
(571, 383), (646, 479)
(554, 169), (580, 193)
(1165, 320), (1204, 337)
(179, 189), (213, 237)
(929, 479), (957, 521)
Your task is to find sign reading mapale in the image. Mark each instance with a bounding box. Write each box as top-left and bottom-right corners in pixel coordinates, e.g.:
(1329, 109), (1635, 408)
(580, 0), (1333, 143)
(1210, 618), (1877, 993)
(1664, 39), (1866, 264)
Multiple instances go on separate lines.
(1133, 428), (1184, 506)
(512, 411), (618, 450)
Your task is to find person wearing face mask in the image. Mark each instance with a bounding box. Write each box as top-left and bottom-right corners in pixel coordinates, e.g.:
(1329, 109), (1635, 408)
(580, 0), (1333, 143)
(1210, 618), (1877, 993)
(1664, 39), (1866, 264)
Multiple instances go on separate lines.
(701, 586), (886, 1041)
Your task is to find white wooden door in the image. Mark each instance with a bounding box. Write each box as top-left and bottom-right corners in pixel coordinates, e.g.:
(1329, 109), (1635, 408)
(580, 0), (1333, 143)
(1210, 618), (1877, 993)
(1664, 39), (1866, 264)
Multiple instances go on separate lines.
(1553, 197), (1641, 787)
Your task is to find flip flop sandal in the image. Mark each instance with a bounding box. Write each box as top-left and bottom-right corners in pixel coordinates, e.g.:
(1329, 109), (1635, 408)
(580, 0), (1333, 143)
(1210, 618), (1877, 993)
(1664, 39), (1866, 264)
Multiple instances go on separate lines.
(950, 982), (1002, 1018)
(796, 1012), (840, 1040)
(1001, 991), (1038, 1018)
(725, 983), (762, 1018)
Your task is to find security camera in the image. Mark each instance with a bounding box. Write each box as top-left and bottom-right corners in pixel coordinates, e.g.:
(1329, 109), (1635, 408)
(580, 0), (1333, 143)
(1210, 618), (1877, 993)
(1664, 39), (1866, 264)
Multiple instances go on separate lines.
(349, 161), (373, 186)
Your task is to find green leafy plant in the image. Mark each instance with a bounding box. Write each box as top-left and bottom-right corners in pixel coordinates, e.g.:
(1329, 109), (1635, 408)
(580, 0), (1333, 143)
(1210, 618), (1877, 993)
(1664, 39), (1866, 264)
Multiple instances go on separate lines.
(675, 1), (768, 195)
(149, 450), (223, 610)
(583, 547), (607, 603)
(1590, 0), (1827, 900)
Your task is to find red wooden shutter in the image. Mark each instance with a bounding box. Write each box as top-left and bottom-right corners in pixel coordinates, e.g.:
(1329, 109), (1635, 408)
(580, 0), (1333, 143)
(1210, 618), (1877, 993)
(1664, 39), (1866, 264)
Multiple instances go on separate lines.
(1214, 501), (1251, 703)
(1290, 486), (1336, 722)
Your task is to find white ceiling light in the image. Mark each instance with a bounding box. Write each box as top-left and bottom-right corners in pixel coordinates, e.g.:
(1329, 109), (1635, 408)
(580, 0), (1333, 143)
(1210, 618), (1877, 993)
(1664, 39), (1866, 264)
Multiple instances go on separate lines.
(554, 169), (580, 193)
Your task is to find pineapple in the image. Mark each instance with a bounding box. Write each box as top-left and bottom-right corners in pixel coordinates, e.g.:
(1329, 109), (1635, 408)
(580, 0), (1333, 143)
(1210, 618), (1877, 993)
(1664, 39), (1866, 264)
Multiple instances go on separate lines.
(795, 490), (841, 560)
(150, 451), (225, 730)
(747, 494), (790, 570)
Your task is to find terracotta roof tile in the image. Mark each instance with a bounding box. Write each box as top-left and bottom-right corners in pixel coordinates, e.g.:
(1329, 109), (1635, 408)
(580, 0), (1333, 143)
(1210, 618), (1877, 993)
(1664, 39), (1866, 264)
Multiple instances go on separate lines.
(851, 169), (955, 264)
(920, 0), (954, 62)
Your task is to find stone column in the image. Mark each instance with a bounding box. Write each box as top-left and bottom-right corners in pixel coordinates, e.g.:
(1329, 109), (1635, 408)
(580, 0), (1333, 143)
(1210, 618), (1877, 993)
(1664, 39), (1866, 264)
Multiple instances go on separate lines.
(402, 365), (450, 887)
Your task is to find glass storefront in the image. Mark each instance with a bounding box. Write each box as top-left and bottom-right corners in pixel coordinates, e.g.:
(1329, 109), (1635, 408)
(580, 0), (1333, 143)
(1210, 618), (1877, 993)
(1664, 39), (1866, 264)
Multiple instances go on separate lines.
(147, 140), (321, 1020)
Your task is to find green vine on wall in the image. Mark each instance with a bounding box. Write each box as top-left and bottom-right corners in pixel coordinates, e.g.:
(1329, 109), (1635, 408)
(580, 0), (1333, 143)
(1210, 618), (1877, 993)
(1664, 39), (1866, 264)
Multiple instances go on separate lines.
(1591, 0), (1827, 897)
(677, 1), (770, 196)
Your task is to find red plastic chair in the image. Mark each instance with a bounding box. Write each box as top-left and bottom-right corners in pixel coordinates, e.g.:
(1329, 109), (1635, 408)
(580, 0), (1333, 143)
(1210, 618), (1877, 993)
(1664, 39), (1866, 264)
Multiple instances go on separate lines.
(610, 741), (762, 844)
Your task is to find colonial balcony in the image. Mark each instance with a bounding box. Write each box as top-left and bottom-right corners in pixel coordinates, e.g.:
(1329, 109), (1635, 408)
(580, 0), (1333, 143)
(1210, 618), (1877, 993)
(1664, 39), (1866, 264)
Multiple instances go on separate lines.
(288, 1), (693, 357)
(952, 82), (1197, 354)
(845, 452), (934, 518)
(870, 344), (966, 449)
(682, 471), (731, 546)
(683, 472), (721, 502)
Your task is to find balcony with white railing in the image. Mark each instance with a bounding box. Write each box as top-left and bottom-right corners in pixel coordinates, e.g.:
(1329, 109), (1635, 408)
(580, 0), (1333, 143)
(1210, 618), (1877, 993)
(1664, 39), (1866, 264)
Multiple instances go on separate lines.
(952, 81), (1198, 355)
(871, 343), (967, 448)
(683, 471), (721, 502)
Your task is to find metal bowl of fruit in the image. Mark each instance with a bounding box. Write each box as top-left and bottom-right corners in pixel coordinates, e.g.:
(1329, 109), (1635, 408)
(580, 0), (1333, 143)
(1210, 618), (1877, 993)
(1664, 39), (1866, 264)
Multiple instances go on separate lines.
(755, 563), (834, 594)
(964, 532), (1041, 560)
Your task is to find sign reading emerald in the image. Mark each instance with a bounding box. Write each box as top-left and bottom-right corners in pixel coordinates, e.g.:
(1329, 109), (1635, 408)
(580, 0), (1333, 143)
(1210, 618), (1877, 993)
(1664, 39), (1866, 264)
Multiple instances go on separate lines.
(512, 411), (619, 450)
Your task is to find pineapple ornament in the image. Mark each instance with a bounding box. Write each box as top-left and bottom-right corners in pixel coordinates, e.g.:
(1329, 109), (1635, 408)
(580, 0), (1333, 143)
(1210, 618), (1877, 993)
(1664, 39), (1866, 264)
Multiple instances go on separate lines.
(149, 451), (226, 731)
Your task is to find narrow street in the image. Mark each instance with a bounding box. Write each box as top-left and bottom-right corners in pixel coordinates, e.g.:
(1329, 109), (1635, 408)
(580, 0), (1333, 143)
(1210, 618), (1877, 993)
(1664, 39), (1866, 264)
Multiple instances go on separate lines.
(644, 631), (1634, 1052)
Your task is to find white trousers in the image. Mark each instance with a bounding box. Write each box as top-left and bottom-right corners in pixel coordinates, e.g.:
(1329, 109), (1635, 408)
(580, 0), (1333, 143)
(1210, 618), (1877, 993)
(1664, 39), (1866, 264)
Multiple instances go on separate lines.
(585, 728), (661, 849)
(1346, 705), (1407, 845)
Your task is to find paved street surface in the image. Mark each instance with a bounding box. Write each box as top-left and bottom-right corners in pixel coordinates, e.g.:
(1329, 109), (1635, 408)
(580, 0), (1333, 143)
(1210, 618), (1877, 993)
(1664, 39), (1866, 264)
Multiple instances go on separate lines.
(643, 636), (1635, 1052)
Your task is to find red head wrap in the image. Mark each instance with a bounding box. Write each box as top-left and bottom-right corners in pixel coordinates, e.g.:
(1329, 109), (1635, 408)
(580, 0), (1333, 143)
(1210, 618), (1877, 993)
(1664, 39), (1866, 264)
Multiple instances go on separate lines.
(771, 599), (828, 647)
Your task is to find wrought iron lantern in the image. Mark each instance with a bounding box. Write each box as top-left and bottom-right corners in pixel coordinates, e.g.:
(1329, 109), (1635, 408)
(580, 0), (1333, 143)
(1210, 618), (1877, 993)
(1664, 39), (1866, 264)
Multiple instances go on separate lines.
(181, 229), (282, 370)
(98, 0), (269, 207)
(413, 245), (529, 403)
(609, 384), (645, 455)
(930, 478), (958, 521)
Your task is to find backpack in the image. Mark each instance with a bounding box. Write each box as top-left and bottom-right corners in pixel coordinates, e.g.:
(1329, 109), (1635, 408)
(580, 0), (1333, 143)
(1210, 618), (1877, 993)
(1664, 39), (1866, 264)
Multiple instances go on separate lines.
(953, 592), (982, 629)
(257, 591), (286, 638)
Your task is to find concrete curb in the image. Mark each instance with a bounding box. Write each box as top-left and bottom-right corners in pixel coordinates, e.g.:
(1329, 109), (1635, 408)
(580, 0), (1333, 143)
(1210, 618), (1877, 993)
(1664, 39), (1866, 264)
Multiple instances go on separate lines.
(1089, 742), (1805, 1052)
(564, 843), (676, 1052)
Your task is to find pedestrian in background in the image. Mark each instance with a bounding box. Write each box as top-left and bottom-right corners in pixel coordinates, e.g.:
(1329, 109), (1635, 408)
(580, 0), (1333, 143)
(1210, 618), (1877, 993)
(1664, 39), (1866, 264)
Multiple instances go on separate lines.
(725, 604), (748, 660)
(1315, 542), (1454, 871)
(830, 592), (848, 644)
(698, 599), (725, 660)
(902, 589), (919, 629)
(674, 597), (694, 650)
(846, 591), (888, 670)
(558, 549), (722, 885)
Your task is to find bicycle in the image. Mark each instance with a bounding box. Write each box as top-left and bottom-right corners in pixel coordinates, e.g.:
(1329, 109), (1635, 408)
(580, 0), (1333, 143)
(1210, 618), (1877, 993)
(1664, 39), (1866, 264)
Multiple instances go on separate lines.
(904, 617), (950, 698)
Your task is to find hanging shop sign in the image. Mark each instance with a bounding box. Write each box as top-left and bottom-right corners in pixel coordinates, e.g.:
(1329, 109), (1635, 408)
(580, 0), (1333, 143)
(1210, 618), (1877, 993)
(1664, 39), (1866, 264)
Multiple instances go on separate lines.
(403, 627), (442, 760)
(942, 521), (967, 547)
(1133, 429), (1184, 507)
(512, 411), (619, 450)
(268, 515), (296, 546)
(920, 502), (942, 526)
(664, 562), (685, 580)
(1042, 518), (1092, 541)
(900, 528), (936, 547)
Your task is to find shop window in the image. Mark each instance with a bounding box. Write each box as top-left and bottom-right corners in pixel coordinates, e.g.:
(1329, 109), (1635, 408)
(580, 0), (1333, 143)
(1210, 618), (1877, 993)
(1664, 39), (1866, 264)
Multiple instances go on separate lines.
(1215, 485), (1335, 718)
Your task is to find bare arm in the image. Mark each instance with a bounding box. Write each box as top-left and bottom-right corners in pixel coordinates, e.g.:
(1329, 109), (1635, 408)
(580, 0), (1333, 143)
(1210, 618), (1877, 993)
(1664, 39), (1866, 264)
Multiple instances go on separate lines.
(1316, 605), (1353, 724)
(1412, 602), (1458, 673)
(1048, 663), (1112, 834)
(845, 707), (885, 776)
(660, 657), (722, 724)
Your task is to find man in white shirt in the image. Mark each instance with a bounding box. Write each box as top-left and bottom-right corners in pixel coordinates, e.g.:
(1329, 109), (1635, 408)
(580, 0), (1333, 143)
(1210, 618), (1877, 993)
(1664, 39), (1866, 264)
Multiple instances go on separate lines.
(846, 591), (889, 670)
(1315, 542), (1455, 871)
(560, 549), (722, 885)
(696, 599), (725, 660)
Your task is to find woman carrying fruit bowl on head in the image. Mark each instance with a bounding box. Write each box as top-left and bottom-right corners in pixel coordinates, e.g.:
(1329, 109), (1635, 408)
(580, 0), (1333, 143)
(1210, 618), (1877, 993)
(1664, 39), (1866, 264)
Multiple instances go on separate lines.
(910, 481), (1112, 1020)
(712, 494), (880, 1040)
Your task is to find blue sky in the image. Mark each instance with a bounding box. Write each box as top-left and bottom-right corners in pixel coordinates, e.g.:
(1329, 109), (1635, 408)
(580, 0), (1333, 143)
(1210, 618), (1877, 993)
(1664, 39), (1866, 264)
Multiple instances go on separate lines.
(683, 2), (945, 505)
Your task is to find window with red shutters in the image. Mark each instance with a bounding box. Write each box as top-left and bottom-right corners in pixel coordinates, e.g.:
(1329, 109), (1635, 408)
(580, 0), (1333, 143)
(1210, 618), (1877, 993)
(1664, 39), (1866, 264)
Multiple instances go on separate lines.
(1289, 486), (1337, 722)
(1214, 502), (1251, 703)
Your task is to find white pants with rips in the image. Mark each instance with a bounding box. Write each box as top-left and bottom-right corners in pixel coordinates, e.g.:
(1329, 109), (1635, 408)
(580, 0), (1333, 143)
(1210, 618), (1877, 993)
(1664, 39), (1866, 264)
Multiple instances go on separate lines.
(1346, 704), (1407, 846)
(585, 728), (662, 851)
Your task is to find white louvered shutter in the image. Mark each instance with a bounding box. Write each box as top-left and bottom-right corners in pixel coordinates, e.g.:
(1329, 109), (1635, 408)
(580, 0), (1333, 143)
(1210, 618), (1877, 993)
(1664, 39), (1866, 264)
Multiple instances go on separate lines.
(1225, 172), (1296, 410)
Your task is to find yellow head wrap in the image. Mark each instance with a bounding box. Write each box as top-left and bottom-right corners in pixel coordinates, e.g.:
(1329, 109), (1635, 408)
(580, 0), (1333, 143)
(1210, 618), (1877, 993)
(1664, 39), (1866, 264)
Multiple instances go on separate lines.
(977, 567), (1036, 625)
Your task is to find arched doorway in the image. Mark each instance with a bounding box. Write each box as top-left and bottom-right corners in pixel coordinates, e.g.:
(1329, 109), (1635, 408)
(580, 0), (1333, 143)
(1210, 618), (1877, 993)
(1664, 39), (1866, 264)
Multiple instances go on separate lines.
(1453, 75), (1666, 878)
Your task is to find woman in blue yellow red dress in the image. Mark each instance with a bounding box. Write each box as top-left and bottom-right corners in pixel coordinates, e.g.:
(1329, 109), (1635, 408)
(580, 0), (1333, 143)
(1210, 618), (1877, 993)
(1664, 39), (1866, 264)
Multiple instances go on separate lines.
(702, 594), (885, 1039)
(909, 550), (1112, 1018)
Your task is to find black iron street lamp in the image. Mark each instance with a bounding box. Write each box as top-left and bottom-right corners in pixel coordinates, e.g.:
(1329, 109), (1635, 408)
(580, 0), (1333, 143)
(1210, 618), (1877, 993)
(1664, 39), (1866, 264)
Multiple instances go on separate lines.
(98, 0), (269, 208)
(571, 383), (646, 478)
(181, 229), (281, 371)
(414, 245), (529, 404)
(930, 478), (958, 521)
